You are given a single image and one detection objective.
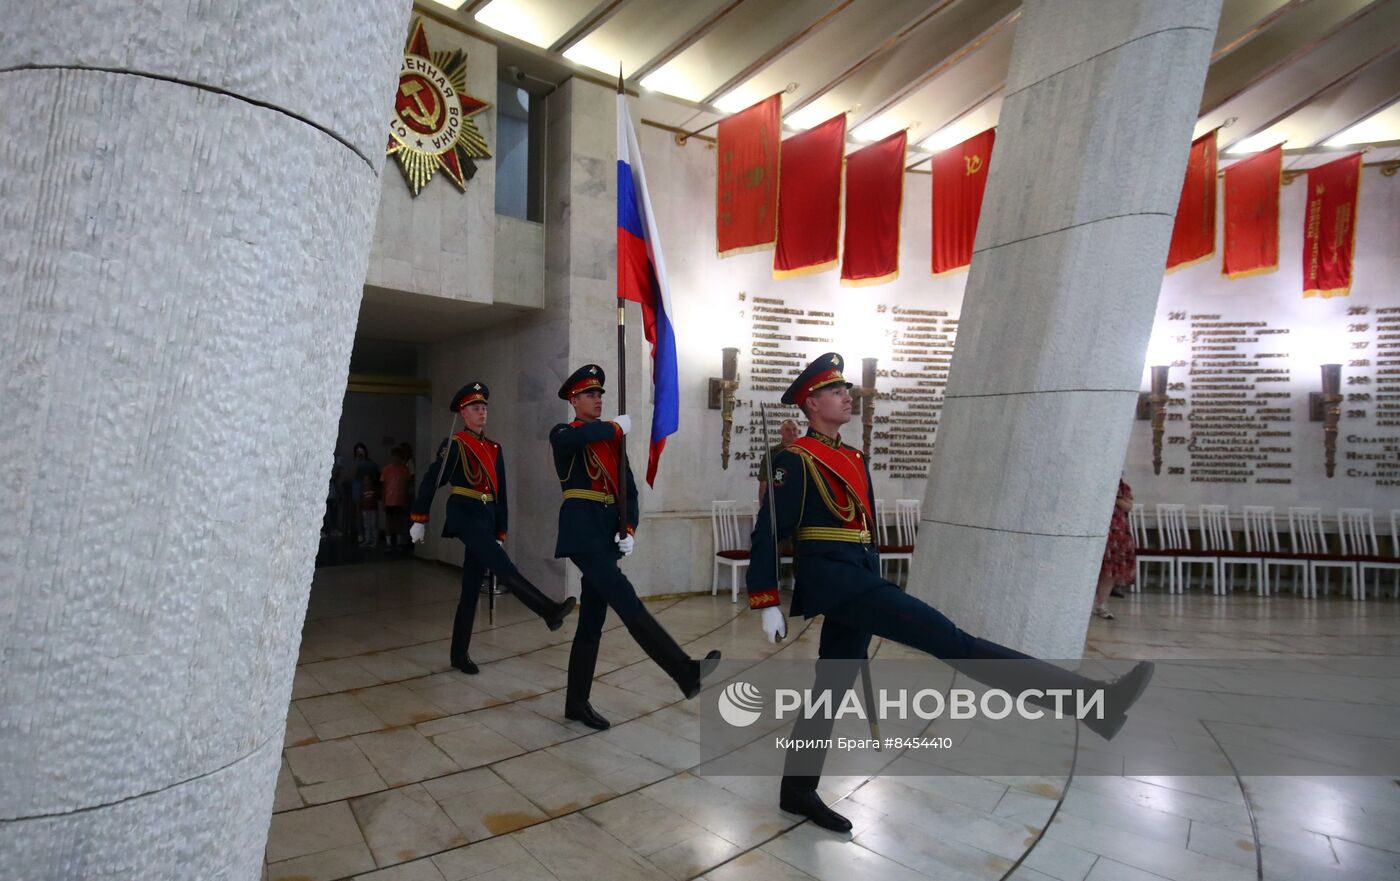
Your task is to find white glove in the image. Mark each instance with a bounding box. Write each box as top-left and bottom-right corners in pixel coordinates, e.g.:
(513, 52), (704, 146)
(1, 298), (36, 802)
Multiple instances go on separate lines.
(615, 532), (635, 556)
(410, 523), (426, 544)
(614, 414), (632, 435)
(761, 606), (787, 643)
(497, 539), (505, 548)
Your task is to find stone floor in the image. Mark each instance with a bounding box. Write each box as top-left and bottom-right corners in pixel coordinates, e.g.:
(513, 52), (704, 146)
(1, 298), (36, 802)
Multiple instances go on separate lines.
(264, 560), (1400, 881)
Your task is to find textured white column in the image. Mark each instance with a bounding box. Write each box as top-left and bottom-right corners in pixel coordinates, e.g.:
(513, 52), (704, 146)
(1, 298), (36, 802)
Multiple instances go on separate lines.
(909, 0), (1222, 658)
(0, 3), (410, 878)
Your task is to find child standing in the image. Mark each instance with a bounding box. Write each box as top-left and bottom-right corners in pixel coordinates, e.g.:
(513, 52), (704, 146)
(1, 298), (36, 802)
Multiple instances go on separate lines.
(380, 447), (412, 550)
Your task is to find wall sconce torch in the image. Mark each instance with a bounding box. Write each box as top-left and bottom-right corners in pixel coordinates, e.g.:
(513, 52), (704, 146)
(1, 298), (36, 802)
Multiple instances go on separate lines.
(1135, 365), (1171, 475)
(858, 358), (878, 459)
(708, 347), (740, 468)
(1310, 363), (1342, 478)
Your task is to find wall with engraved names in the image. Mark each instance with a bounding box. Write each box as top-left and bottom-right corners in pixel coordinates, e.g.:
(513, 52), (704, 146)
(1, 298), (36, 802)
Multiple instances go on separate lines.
(1126, 169), (1400, 516)
(638, 121), (1399, 521)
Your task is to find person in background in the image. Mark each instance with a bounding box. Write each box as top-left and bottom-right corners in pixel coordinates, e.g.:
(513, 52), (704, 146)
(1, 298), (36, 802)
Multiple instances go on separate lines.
(350, 442), (379, 544)
(1094, 475), (1135, 619)
(380, 447), (412, 550)
(757, 418), (801, 588)
(359, 469), (380, 548)
(757, 419), (800, 501)
(401, 442), (416, 484)
(322, 449), (343, 538)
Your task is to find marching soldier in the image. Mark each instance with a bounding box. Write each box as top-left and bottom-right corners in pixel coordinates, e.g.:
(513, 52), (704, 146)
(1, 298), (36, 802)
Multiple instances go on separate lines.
(411, 382), (576, 674)
(551, 364), (721, 730)
(749, 353), (1155, 832)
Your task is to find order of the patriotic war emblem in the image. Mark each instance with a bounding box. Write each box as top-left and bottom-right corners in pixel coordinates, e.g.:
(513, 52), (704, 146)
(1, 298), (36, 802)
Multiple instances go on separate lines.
(387, 18), (492, 196)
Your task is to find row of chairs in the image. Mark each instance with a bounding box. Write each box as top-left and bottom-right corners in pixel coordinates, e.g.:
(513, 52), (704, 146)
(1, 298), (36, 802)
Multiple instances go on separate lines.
(1130, 504), (1400, 599)
(710, 499), (921, 602)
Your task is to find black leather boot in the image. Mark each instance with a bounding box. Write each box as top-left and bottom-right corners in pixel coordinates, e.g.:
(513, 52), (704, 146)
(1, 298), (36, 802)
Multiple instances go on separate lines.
(498, 571), (577, 631)
(959, 639), (1154, 742)
(625, 609), (721, 699)
(565, 701), (611, 730)
(779, 777), (852, 832)
(564, 638), (609, 729)
(449, 576), (481, 675)
(1082, 661), (1154, 741)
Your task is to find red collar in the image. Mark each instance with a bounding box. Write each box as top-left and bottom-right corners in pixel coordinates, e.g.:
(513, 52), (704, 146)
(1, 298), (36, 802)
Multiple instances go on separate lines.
(790, 436), (872, 521)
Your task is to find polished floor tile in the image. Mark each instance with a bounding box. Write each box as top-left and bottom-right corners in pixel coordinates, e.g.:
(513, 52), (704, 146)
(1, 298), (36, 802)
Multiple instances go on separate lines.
(266, 560), (1400, 880)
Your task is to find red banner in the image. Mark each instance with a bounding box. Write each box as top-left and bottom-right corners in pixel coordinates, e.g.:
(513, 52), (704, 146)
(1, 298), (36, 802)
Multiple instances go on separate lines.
(1166, 130), (1217, 270)
(1303, 153), (1362, 298)
(931, 127), (995, 275)
(841, 130), (907, 286)
(774, 114), (846, 278)
(1221, 145), (1281, 279)
(717, 94), (781, 257)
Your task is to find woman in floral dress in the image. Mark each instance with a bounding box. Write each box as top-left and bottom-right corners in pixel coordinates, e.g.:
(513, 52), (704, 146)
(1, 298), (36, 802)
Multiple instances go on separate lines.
(1094, 477), (1135, 619)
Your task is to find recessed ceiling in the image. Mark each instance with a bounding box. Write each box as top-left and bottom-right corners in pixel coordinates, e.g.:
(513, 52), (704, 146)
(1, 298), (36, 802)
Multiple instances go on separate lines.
(422, 0), (1400, 170)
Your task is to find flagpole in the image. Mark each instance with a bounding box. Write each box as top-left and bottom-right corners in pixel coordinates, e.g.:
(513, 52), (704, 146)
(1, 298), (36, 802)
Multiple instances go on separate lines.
(615, 63), (631, 540)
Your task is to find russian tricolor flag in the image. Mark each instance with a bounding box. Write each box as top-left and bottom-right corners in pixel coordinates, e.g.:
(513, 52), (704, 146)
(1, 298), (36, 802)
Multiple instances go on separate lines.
(616, 94), (678, 486)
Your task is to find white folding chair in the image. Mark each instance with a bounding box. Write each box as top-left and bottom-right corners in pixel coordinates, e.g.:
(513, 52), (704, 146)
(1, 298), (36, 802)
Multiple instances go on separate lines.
(711, 501), (751, 603)
(1130, 504), (1173, 592)
(1157, 504), (1204, 593)
(1339, 508), (1400, 599)
(875, 499), (911, 583)
(1292, 507), (1356, 599)
(1243, 506), (1306, 597)
(893, 499), (920, 586)
(1196, 505), (1231, 595)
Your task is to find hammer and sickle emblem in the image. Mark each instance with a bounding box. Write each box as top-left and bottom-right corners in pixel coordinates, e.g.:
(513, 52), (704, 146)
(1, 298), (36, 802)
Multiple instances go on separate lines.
(399, 79), (442, 128)
(964, 154), (983, 176)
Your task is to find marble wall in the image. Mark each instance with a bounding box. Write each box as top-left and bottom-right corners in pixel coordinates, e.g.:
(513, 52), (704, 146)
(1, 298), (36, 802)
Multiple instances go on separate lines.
(0, 1), (410, 876)
(1127, 170), (1400, 515)
(366, 18), (498, 305)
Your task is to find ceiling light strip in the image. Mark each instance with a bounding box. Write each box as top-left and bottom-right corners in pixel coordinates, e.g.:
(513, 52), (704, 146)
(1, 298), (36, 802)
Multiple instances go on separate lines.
(630, 0), (748, 82)
(699, 0), (855, 106)
(782, 0), (960, 120)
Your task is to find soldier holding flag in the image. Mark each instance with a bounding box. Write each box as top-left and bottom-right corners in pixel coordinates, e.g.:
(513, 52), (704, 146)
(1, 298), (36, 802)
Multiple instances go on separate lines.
(551, 366), (720, 730)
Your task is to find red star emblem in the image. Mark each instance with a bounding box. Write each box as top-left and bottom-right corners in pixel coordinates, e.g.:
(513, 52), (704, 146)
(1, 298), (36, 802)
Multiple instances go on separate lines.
(386, 19), (493, 195)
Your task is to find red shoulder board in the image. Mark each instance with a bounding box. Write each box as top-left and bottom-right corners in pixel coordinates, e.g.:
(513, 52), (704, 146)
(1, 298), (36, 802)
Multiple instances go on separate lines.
(790, 437), (872, 522)
(455, 432), (501, 494)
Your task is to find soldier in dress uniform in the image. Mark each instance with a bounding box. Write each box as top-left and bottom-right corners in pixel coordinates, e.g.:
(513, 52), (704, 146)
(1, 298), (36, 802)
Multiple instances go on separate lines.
(749, 353), (1155, 832)
(411, 382), (576, 674)
(551, 364), (721, 730)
